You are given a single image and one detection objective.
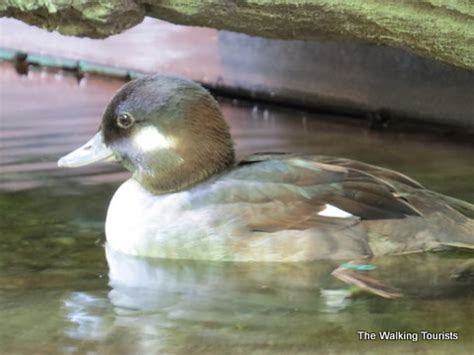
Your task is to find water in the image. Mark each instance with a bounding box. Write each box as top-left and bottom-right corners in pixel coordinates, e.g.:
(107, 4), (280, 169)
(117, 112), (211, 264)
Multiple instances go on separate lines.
(1, 63), (473, 354)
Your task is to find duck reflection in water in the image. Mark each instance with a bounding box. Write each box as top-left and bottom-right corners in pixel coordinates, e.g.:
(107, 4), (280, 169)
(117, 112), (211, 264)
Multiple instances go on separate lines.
(62, 247), (472, 353)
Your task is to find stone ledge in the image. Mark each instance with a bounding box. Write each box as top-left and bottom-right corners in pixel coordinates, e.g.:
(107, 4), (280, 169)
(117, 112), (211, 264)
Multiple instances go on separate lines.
(1, 1), (473, 71)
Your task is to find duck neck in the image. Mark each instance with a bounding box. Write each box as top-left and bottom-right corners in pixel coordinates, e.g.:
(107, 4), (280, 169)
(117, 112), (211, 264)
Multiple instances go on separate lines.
(134, 146), (235, 195)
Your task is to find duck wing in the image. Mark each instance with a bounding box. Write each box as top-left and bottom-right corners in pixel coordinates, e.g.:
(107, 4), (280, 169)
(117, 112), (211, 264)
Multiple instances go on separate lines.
(240, 153), (474, 218)
(222, 153), (423, 223)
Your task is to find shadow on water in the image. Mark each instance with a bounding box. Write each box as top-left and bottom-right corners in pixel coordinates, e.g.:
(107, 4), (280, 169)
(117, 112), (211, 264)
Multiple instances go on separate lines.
(1, 62), (473, 353)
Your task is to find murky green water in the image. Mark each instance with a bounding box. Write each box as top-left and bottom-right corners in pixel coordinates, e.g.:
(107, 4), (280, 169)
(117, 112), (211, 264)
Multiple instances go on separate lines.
(1, 63), (473, 354)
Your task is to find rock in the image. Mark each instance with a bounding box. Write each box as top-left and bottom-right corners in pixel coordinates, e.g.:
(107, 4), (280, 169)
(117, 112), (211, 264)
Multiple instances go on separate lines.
(0, 0), (145, 38)
(1, 1), (473, 71)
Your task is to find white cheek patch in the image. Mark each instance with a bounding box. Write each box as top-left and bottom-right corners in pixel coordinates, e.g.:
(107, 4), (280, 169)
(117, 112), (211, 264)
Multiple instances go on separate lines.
(133, 126), (175, 152)
(318, 204), (354, 218)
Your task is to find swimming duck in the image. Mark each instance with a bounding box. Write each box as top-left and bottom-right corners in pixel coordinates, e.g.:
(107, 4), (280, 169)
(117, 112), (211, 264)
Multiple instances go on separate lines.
(58, 75), (473, 297)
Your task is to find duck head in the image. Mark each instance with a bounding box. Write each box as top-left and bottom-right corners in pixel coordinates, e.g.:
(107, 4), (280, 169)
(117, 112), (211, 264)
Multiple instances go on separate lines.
(58, 75), (235, 193)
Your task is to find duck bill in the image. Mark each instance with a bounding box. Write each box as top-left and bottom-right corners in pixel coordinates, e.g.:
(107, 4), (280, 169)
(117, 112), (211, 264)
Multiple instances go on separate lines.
(58, 131), (117, 168)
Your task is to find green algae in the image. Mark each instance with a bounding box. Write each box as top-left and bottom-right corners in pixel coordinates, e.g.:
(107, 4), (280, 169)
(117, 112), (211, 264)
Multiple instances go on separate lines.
(1, 0), (473, 70)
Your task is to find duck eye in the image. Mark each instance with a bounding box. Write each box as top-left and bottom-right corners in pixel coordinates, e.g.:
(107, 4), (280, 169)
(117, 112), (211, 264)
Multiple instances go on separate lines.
(117, 113), (135, 129)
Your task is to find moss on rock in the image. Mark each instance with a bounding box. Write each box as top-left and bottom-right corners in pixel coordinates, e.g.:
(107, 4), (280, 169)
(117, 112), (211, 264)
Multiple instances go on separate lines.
(1, 0), (473, 71)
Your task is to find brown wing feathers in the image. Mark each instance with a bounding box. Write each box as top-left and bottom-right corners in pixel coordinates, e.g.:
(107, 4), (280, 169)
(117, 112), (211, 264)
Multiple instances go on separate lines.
(245, 200), (359, 233)
(323, 180), (423, 220)
(235, 154), (423, 225)
(310, 156), (424, 189)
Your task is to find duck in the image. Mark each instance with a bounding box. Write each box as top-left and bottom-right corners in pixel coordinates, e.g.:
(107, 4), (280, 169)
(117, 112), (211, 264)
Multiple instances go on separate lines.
(58, 74), (474, 298)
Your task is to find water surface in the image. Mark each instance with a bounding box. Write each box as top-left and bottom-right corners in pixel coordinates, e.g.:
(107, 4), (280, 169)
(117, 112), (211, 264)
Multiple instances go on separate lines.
(1, 63), (473, 354)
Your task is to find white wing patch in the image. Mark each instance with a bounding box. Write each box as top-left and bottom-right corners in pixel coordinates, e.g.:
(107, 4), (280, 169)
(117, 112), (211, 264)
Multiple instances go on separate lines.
(133, 126), (175, 152)
(318, 204), (353, 218)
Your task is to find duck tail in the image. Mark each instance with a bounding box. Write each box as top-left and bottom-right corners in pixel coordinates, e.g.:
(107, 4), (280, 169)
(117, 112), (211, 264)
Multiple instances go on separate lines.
(427, 191), (474, 219)
(439, 242), (474, 251)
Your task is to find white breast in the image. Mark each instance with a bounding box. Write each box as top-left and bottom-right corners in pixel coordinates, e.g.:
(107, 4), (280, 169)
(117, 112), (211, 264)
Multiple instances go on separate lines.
(105, 179), (231, 259)
(106, 179), (185, 255)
